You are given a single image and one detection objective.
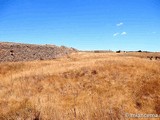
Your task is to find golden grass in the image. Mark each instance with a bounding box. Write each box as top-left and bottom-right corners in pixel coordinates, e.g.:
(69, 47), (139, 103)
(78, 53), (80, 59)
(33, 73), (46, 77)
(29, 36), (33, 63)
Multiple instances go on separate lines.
(0, 52), (160, 120)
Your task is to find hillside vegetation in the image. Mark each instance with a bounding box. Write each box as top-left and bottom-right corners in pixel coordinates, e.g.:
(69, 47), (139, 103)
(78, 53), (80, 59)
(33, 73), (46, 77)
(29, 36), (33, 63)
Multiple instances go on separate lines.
(0, 52), (160, 120)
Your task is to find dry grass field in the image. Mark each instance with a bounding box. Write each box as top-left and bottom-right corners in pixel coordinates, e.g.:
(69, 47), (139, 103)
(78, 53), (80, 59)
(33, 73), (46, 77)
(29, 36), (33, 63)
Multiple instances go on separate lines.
(0, 52), (160, 120)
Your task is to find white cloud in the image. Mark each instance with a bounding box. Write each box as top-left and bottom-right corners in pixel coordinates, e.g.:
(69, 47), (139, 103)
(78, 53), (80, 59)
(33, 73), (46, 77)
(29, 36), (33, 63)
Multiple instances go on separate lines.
(121, 32), (127, 35)
(113, 32), (119, 37)
(116, 22), (123, 27)
(113, 32), (127, 37)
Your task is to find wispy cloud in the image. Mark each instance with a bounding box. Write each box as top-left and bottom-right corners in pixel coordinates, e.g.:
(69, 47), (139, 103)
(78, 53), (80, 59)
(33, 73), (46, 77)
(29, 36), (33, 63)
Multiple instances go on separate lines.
(113, 32), (119, 37)
(121, 32), (127, 35)
(113, 32), (127, 37)
(116, 22), (123, 27)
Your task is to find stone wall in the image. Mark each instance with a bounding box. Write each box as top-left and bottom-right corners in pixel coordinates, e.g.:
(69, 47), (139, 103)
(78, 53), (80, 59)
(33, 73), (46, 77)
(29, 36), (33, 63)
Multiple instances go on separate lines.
(0, 42), (77, 62)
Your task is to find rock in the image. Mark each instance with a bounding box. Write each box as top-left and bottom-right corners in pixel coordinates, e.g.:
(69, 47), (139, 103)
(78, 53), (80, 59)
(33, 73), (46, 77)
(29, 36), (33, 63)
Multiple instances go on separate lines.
(0, 42), (77, 62)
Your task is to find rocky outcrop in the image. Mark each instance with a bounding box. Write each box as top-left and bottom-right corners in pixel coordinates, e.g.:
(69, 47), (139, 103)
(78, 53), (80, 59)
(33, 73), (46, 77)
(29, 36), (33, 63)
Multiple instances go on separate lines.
(0, 42), (77, 62)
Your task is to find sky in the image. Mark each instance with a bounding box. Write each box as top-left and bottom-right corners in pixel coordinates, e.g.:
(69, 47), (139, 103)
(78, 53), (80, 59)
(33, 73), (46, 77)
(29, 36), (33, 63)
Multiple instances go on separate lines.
(0, 0), (160, 51)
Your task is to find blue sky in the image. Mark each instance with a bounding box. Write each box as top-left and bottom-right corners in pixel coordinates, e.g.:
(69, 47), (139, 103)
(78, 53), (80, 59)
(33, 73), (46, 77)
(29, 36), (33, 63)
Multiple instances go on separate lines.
(0, 0), (160, 51)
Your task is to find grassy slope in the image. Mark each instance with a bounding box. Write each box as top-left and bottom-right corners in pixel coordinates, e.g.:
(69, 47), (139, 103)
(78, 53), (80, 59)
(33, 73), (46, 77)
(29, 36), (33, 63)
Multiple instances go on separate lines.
(0, 52), (160, 120)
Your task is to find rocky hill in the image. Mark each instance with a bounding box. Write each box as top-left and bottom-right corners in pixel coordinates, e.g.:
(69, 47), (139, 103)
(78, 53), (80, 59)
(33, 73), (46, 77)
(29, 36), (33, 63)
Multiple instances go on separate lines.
(0, 42), (77, 62)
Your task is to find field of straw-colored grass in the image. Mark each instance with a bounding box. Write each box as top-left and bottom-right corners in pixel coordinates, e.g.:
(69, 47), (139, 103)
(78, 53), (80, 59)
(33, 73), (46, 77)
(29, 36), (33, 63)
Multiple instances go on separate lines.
(0, 52), (160, 120)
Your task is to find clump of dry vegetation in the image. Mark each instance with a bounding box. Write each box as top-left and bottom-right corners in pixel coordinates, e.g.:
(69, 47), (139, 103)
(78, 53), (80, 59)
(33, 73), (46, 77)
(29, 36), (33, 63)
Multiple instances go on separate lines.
(0, 52), (160, 120)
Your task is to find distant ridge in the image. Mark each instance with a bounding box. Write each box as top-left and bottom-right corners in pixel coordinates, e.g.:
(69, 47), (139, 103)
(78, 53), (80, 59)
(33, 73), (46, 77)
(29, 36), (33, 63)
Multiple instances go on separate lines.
(0, 42), (77, 62)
